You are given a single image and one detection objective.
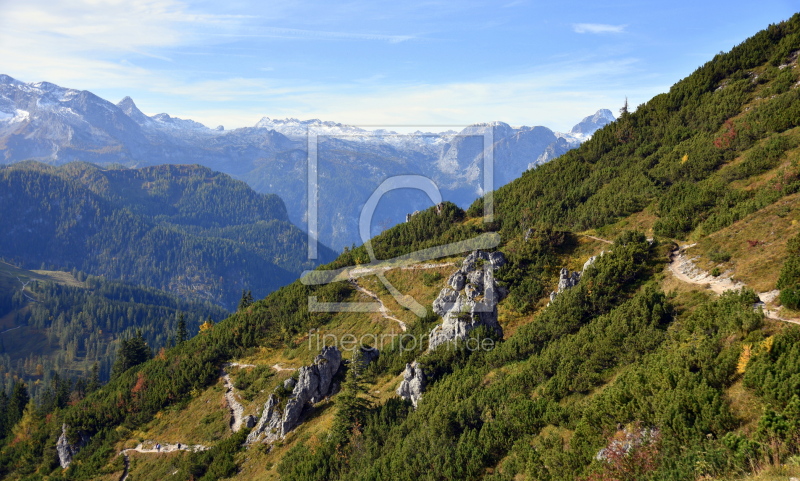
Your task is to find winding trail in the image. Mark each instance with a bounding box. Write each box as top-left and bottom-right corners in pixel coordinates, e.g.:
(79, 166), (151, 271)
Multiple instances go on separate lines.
(118, 443), (208, 481)
(582, 234), (613, 244)
(350, 280), (408, 332)
(668, 245), (800, 325)
(271, 363), (296, 372)
(221, 365), (246, 433)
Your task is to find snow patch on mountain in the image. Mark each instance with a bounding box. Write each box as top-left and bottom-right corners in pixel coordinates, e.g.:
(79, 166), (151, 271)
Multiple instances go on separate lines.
(0, 109), (29, 123)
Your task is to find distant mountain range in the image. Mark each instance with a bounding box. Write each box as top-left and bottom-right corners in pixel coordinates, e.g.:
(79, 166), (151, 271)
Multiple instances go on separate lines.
(0, 74), (614, 250)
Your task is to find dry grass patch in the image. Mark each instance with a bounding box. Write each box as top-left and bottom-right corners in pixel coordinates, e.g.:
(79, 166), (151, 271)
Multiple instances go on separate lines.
(693, 192), (800, 292)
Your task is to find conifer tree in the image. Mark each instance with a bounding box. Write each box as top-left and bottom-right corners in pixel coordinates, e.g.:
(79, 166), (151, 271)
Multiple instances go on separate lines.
(112, 330), (151, 379)
(176, 313), (188, 344)
(87, 362), (100, 393)
(238, 290), (254, 311)
(7, 382), (29, 431)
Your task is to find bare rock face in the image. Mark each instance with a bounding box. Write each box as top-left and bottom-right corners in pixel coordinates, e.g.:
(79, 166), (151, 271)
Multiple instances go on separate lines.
(247, 346), (342, 444)
(396, 362), (426, 408)
(432, 288), (459, 317)
(246, 395), (282, 445)
(56, 424), (88, 469)
(448, 271), (466, 291)
(428, 250), (507, 352)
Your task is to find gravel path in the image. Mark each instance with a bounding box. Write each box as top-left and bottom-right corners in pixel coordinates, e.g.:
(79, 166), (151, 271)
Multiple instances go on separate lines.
(118, 443), (208, 481)
(668, 245), (800, 325)
(221, 367), (246, 433)
(350, 280), (408, 332)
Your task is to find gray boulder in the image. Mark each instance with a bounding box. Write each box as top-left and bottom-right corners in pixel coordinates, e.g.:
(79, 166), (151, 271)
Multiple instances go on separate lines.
(284, 378), (297, 390)
(557, 268), (581, 292)
(356, 346), (380, 367)
(396, 362), (426, 408)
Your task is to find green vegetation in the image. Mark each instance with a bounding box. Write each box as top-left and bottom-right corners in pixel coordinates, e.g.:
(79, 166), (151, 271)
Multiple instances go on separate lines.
(777, 232), (800, 308)
(0, 162), (335, 308)
(2, 12), (800, 481)
(0, 264), (227, 400)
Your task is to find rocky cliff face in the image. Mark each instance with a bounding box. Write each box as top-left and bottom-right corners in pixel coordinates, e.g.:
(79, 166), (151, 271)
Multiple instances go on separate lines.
(428, 250), (508, 351)
(247, 346), (342, 444)
(56, 424), (88, 469)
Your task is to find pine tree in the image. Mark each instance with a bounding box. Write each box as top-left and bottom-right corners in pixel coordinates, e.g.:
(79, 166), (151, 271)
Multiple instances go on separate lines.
(176, 313), (188, 344)
(112, 330), (151, 379)
(331, 355), (372, 446)
(7, 382), (29, 431)
(238, 290), (254, 311)
(87, 362), (100, 393)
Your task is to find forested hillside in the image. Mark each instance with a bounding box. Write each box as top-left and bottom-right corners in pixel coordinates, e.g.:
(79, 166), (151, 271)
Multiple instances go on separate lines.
(0, 260), (228, 402)
(0, 162), (335, 308)
(2, 13), (800, 481)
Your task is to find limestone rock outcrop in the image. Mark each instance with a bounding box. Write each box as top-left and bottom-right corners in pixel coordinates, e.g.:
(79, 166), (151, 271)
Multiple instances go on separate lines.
(56, 424), (88, 469)
(246, 395), (283, 444)
(548, 253), (602, 303)
(396, 362), (425, 408)
(247, 346), (342, 444)
(428, 250), (508, 352)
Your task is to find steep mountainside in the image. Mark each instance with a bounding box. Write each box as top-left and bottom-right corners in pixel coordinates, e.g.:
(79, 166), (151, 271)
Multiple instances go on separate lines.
(0, 162), (335, 308)
(0, 75), (611, 250)
(3, 13), (800, 481)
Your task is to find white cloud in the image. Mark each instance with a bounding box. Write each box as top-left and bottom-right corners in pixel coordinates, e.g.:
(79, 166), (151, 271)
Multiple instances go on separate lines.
(572, 23), (627, 34)
(161, 57), (661, 133)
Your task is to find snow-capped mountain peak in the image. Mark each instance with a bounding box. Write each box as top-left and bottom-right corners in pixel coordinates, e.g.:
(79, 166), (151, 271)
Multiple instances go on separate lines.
(117, 96), (154, 126)
(569, 109), (616, 138)
(150, 112), (210, 131)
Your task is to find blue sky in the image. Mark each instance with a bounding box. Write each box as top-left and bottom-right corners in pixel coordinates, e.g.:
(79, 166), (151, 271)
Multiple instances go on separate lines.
(0, 0), (796, 132)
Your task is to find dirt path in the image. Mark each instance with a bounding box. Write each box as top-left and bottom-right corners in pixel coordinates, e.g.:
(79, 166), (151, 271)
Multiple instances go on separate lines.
(668, 245), (800, 325)
(350, 280), (408, 332)
(118, 443), (208, 481)
(221, 366), (245, 433)
(582, 234), (613, 244)
(271, 363), (296, 372)
(16, 277), (38, 303)
(349, 262), (454, 277)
